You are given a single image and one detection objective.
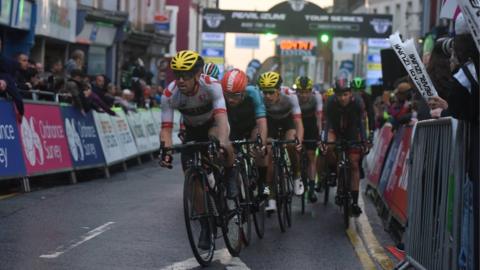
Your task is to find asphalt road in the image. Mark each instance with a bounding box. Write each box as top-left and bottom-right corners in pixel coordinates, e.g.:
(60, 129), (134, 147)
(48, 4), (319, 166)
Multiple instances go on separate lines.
(0, 157), (395, 270)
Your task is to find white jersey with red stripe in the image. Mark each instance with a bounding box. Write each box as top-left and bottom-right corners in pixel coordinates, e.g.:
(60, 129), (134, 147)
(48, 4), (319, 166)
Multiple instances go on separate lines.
(161, 74), (226, 128)
(264, 86), (302, 120)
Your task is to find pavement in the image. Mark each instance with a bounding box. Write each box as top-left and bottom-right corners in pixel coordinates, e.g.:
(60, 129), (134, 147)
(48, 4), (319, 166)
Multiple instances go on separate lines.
(0, 157), (398, 270)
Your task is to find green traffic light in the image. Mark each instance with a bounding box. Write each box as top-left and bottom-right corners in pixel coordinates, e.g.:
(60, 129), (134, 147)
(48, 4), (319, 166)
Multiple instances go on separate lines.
(320, 34), (330, 43)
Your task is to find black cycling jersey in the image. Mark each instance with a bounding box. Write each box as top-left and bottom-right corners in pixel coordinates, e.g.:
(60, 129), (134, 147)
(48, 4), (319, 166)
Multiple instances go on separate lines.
(227, 96), (257, 140)
(325, 94), (366, 141)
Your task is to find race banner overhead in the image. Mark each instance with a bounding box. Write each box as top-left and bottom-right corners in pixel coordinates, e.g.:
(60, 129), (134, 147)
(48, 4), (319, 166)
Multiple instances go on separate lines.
(202, 9), (393, 38)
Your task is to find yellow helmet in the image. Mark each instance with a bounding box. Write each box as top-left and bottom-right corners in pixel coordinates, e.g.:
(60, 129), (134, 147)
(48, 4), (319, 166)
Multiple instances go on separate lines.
(325, 88), (335, 97)
(294, 76), (313, 91)
(258, 72), (282, 90)
(170, 50), (204, 71)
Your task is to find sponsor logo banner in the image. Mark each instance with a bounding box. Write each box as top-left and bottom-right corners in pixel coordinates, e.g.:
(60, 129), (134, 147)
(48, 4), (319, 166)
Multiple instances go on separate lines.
(0, 100), (26, 178)
(93, 111), (123, 165)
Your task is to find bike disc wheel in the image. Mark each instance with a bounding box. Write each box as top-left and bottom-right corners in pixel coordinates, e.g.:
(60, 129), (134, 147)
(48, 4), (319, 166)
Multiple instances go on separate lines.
(183, 170), (215, 266)
(238, 167), (252, 246)
(222, 195), (242, 256)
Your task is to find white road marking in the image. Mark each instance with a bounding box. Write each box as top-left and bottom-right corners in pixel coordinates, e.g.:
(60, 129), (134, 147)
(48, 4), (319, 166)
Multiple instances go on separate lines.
(39, 222), (115, 259)
(160, 248), (250, 270)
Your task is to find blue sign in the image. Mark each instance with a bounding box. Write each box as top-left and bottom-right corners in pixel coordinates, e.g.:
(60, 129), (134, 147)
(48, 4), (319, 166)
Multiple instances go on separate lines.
(61, 106), (106, 168)
(0, 100), (26, 178)
(340, 60), (355, 72)
(201, 48), (224, 57)
(155, 22), (170, 32)
(235, 36), (260, 49)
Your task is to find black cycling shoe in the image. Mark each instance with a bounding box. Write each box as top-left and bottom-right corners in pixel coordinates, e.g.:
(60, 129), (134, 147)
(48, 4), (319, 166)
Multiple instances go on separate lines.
(328, 173), (337, 187)
(226, 169), (239, 199)
(351, 203), (363, 217)
(198, 219), (211, 250)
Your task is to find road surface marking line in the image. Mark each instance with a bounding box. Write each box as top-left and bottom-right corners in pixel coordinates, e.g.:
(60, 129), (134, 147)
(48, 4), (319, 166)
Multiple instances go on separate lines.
(357, 194), (395, 270)
(346, 226), (378, 270)
(39, 221), (115, 259)
(0, 193), (18, 200)
(160, 248), (250, 270)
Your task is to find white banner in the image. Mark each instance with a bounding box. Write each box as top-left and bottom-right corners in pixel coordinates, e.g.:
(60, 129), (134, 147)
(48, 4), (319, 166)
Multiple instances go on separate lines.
(141, 110), (160, 151)
(389, 33), (438, 100)
(151, 108), (181, 145)
(458, 0), (480, 52)
(93, 111), (123, 165)
(126, 111), (150, 154)
(111, 110), (138, 159)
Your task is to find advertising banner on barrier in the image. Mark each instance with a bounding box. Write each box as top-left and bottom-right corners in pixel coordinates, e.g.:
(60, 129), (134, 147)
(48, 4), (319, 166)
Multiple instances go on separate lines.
(93, 111), (123, 165)
(61, 106), (105, 168)
(367, 125), (394, 187)
(19, 103), (73, 175)
(0, 100), (26, 178)
(125, 110), (150, 154)
(378, 126), (405, 195)
(383, 126), (413, 225)
(140, 110), (160, 151)
(111, 109), (138, 159)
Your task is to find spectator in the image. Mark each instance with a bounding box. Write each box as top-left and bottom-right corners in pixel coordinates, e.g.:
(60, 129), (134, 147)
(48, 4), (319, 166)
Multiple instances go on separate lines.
(0, 73), (24, 122)
(46, 58), (65, 94)
(62, 69), (90, 113)
(83, 83), (116, 116)
(15, 53), (32, 91)
(131, 65), (146, 107)
(388, 79), (413, 128)
(65, 50), (85, 76)
(91, 74), (115, 106)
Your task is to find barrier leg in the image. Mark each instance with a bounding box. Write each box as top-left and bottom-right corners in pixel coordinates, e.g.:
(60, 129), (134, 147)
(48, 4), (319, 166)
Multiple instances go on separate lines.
(104, 166), (111, 179)
(21, 177), (31, 193)
(70, 171), (77, 184)
(394, 260), (410, 270)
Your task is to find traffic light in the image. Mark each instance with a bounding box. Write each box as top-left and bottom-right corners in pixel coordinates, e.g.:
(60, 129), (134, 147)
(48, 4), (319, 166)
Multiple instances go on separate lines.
(320, 33), (330, 43)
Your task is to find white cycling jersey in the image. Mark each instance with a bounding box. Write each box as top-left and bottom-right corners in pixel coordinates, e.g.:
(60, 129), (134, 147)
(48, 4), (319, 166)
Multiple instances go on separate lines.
(161, 74), (227, 128)
(264, 86), (302, 120)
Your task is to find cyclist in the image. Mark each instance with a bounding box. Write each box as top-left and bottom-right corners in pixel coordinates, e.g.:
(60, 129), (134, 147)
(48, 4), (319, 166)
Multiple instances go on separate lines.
(221, 68), (269, 195)
(258, 71), (304, 212)
(351, 77), (375, 137)
(323, 78), (367, 217)
(203, 62), (220, 79)
(294, 76), (323, 203)
(159, 50), (235, 249)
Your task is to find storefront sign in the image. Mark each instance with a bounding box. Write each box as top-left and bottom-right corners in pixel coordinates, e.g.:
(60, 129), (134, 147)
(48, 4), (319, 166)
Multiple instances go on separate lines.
(19, 103), (73, 175)
(203, 9), (392, 38)
(11, 0), (32, 30)
(0, 100), (26, 178)
(277, 38), (317, 56)
(61, 106), (105, 168)
(36, 0), (77, 42)
(332, 38), (361, 54)
(0, 0), (11, 25)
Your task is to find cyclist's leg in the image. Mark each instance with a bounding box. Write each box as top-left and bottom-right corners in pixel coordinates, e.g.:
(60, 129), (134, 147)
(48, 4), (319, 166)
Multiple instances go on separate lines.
(209, 122), (237, 198)
(250, 127), (268, 197)
(325, 130), (338, 181)
(306, 148), (318, 202)
(348, 150), (362, 216)
(265, 118), (279, 211)
(285, 128), (303, 195)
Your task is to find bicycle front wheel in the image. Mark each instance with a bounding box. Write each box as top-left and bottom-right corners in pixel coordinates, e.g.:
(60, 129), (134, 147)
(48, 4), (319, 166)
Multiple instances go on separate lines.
(274, 163), (287, 232)
(339, 167), (351, 229)
(284, 166), (293, 228)
(222, 191), (242, 256)
(238, 165), (252, 246)
(183, 169), (215, 266)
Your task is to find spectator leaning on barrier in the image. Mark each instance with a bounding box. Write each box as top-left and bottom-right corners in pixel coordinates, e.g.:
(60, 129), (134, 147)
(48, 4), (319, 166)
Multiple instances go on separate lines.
(63, 69), (91, 113)
(46, 58), (66, 94)
(15, 53), (33, 91)
(83, 82), (116, 116)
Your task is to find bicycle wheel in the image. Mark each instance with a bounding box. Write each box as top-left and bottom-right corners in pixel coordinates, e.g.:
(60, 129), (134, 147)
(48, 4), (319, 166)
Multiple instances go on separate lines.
(252, 189), (266, 238)
(183, 169), (215, 266)
(238, 165), (252, 246)
(323, 177), (330, 205)
(284, 165), (293, 228)
(339, 167), (350, 229)
(221, 191), (242, 256)
(273, 163), (287, 232)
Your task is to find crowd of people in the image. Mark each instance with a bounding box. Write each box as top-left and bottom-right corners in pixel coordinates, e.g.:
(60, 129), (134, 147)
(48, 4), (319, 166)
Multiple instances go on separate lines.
(0, 45), (165, 120)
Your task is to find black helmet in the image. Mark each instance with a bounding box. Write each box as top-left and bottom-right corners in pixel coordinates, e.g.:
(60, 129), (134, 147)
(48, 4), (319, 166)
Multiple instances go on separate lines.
(334, 78), (352, 93)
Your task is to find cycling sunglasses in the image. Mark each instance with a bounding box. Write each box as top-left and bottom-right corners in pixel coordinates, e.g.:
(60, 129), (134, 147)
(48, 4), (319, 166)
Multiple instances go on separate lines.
(261, 89), (277, 95)
(225, 92), (244, 99)
(174, 70), (196, 80)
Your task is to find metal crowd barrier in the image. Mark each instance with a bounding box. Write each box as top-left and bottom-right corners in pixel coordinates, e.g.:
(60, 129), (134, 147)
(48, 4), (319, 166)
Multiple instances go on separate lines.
(396, 118), (466, 270)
